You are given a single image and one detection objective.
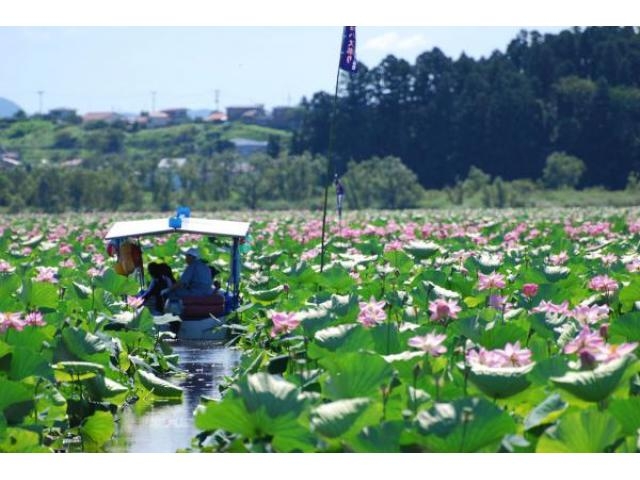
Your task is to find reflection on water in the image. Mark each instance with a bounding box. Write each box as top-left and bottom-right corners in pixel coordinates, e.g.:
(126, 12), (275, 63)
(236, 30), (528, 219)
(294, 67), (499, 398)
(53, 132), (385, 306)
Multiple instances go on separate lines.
(109, 341), (241, 453)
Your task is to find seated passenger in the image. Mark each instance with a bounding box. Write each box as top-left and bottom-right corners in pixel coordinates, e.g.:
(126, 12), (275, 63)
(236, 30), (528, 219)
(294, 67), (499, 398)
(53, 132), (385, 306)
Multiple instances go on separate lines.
(140, 262), (174, 313)
(166, 247), (213, 300)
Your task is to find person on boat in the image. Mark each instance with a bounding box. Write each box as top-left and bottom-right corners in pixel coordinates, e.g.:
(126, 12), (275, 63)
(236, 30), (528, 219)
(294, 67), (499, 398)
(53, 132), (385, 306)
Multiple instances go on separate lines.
(140, 262), (174, 313)
(166, 247), (213, 300)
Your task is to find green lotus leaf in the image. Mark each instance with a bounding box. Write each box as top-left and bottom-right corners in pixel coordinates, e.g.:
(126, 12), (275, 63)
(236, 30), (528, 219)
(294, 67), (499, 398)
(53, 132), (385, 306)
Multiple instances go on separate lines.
(404, 241), (440, 260)
(523, 393), (568, 430)
(0, 427), (50, 452)
(94, 269), (139, 296)
(320, 352), (394, 400)
(195, 373), (314, 452)
(544, 265), (570, 281)
(608, 397), (640, 436)
(310, 397), (371, 438)
(618, 279), (640, 313)
(0, 380), (32, 412)
(61, 327), (107, 361)
(136, 369), (183, 398)
(550, 355), (636, 402)
(425, 281), (461, 299)
(415, 397), (516, 452)
(536, 409), (622, 452)
(53, 361), (105, 382)
(255, 250), (284, 265)
(478, 323), (529, 350)
(350, 421), (404, 453)
(609, 312), (640, 342)
(9, 346), (53, 381)
(21, 234), (43, 247)
(20, 280), (59, 310)
(467, 363), (535, 399)
(80, 411), (115, 449)
(310, 323), (373, 356)
(246, 285), (284, 305)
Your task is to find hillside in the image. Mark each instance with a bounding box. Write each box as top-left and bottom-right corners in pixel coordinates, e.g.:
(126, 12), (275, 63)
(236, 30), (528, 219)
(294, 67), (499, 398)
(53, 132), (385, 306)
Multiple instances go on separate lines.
(0, 118), (292, 166)
(0, 97), (22, 119)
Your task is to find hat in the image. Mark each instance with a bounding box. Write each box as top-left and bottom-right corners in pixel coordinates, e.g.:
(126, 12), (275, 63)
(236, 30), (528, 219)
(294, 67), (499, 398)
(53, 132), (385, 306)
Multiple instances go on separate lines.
(184, 247), (200, 259)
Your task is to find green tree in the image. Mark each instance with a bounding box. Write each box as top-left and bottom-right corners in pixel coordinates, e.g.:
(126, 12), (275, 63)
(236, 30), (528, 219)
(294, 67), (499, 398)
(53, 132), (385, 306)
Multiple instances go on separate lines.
(542, 151), (586, 188)
(343, 156), (424, 209)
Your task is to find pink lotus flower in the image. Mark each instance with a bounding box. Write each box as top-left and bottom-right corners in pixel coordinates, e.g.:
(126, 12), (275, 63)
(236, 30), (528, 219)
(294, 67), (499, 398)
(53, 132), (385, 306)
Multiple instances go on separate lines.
(408, 333), (447, 357)
(548, 251), (569, 266)
(625, 259), (640, 272)
(600, 253), (617, 267)
(531, 300), (570, 316)
(358, 296), (387, 328)
(522, 283), (539, 298)
(24, 311), (46, 327)
(466, 347), (505, 368)
(0, 312), (26, 333)
(126, 295), (145, 309)
(489, 294), (510, 311)
(569, 304), (609, 326)
(384, 240), (403, 253)
(87, 267), (104, 278)
(270, 311), (301, 338)
(588, 275), (618, 293)
(493, 341), (533, 367)
(564, 326), (605, 356)
(35, 266), (58, 283)
(0, 260), (15, 273)
(595, 342), (638, 363)
(59, 243), (73, 255)
(428, 298), (461, 322)
(478, 272), (506, 291)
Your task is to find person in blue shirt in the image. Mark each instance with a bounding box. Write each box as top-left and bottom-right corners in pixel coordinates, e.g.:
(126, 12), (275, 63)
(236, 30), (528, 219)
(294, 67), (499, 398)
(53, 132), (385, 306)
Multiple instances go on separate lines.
(166, 247), (212, 299)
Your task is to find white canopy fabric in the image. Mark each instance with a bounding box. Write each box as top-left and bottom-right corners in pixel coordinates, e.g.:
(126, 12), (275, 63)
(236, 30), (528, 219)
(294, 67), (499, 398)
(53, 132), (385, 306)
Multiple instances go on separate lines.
(105, 216), (250, 240)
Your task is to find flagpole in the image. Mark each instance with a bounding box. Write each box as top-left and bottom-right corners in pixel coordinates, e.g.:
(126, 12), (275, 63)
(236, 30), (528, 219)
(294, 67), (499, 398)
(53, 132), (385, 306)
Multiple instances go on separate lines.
(319, 55), (342, 273)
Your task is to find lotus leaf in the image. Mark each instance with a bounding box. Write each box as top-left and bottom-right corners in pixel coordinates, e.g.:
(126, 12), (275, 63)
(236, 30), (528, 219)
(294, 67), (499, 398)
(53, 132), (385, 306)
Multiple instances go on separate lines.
(467, 363), (535, 399)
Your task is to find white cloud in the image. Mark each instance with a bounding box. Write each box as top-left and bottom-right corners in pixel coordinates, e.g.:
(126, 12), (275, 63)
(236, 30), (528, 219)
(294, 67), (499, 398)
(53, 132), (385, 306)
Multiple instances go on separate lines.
(362, 32), (429, 52)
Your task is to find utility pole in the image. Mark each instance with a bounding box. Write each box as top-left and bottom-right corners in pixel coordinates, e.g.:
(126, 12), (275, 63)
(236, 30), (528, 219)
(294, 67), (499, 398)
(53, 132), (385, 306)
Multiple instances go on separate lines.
(151, 91), (156, 112)
(37, 90), (44, 114)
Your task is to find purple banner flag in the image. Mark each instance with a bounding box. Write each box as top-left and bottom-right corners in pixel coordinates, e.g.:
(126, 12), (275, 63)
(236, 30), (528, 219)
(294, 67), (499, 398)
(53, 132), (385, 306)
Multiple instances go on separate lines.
(339, 26), (357, 73)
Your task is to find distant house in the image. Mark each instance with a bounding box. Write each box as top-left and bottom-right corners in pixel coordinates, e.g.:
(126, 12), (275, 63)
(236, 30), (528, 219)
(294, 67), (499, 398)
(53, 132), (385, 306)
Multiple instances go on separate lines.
(226, 105), (266, 122)
(0, 155), (21, 169)
(147, 111), (170, 128)
(161, 108), (189, 124)
(82, 112), (122, 124)
(59, 158), (84, 168)
(205, 111), (228, 123)
(48, 108), (78, 123)
(230, 138), (268, 157)
(157, 157), (187, 169)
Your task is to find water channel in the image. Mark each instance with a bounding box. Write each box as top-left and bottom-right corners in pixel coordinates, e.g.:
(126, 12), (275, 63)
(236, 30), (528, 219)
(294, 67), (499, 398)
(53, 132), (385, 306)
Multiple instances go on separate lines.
(108, 341), (241, 452)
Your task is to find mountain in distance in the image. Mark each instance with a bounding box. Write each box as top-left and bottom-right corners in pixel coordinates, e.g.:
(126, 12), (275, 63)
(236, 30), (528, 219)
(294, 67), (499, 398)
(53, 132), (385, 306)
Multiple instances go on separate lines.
(0, 97), (22, 118)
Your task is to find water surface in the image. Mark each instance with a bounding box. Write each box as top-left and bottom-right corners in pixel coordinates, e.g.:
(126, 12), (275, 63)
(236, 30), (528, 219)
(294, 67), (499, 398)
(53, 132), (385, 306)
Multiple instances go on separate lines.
(109, 341), (241, 452)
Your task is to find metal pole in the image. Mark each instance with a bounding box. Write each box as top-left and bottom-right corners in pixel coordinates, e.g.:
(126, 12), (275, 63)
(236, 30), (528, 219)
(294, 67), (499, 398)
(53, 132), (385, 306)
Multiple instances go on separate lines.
(319, 68), (341, 273)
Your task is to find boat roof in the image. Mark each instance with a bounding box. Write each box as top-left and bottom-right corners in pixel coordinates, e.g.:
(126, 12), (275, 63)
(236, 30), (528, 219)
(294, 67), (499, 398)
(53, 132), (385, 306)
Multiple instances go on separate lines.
(105, 216), (250, 240)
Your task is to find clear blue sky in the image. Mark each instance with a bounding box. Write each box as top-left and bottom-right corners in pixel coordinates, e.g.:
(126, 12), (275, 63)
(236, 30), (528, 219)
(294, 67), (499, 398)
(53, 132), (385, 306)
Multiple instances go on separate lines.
(0, 26), (570, 115)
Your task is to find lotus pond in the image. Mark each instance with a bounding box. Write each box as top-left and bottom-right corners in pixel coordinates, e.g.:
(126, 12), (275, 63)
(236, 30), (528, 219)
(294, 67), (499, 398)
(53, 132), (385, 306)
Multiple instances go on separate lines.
(2, 208), (640, 453)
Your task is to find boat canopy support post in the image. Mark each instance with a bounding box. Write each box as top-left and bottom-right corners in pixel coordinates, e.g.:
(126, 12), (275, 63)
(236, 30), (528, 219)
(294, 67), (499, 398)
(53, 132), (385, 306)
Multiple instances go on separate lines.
(230, 237), (241, 310)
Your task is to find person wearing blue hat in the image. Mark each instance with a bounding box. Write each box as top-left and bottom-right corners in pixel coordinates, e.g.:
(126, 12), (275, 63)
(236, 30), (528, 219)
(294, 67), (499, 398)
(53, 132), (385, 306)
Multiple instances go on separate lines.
(165, 246), (213, 300)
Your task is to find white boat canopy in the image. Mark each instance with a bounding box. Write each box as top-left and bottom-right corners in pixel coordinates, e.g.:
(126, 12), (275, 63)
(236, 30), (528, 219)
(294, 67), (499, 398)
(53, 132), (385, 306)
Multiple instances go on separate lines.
(105, 216), (250, 240)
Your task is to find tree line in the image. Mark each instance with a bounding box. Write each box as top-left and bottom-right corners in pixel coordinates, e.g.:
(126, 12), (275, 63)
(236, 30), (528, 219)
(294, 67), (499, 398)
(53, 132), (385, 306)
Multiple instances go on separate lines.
(291, 27), (640, 190)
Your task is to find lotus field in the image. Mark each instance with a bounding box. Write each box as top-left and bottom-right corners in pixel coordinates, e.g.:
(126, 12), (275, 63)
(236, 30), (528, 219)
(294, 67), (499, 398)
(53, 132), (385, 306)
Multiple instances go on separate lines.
(2, 208), (640, 453)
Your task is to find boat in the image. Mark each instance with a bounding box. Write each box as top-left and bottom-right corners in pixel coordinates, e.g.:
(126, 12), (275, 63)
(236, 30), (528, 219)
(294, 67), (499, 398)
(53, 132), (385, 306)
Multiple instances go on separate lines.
(104, 207), (251, 340)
